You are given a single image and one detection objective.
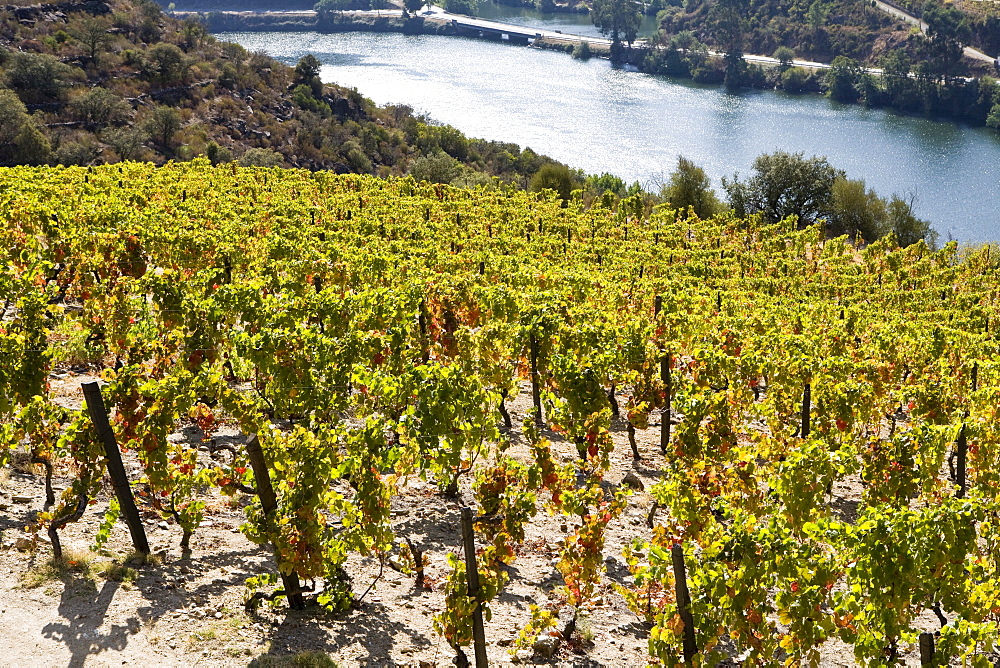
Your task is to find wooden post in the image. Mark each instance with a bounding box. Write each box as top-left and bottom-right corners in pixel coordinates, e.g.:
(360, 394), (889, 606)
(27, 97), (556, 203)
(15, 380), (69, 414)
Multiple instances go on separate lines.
(418, 300), (429, 364)
(800, 383), (811, 439)
(461, 508), (488, 668)
(530, 332), (543, 425)
(655, 296), (670, 456)
(671, 543), (697, 662)
(956, 424), (967, 499)
(246, 434), (305, 610)
(82, 382), (149, 555)
(919, 632), (935, 667)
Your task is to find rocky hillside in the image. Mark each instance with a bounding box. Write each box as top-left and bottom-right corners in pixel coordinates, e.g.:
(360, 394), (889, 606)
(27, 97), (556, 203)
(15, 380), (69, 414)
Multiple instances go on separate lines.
(0, 0), (560, 182)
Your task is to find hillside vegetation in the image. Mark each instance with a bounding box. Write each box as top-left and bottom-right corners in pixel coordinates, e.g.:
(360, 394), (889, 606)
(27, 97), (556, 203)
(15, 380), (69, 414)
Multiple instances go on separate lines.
(0, 0), (561, 183)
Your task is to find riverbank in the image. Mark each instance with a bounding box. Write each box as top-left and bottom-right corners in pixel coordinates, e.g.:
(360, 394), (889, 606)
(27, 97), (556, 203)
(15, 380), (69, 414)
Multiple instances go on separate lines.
(193, 8), (1000, 129)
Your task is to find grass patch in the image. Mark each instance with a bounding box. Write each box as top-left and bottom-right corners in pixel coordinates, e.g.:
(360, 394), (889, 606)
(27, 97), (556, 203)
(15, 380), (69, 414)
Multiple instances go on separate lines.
(20, 550), (99, 589)
(249, 651), (339, 667)
(20, 549), (153, 589)
(100, 563), (138, 585)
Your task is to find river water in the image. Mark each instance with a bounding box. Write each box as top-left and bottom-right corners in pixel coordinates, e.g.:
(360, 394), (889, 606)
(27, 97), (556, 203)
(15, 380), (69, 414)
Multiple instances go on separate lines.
(219, 25), (1000, 242)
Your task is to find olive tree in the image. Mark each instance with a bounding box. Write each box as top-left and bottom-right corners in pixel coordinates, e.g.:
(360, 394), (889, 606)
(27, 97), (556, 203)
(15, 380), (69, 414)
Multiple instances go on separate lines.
(723, 151), (842, 226)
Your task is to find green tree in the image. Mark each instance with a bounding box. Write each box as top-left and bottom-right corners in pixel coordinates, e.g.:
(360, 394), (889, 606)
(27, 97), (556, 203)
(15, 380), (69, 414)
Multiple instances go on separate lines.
(886, 195), (936, 247)
(69, 15), (114, 62)
(238, 147), (284, 167)
(143, 105), (181, 148)
(586, 172), (627, 197)
(921, 0), (971, 79)
(773, 46), (795, 69)
(295, 55), (324, 98)
(142, 43), (188, 86)
(723, 150), (843, 226)
(590, 0), (642, 58)
(880, 50), (918, 111)
(530, 163), (578, 205)
(827, 55), (862, 103)
(987, 102), (1000, 130)
(780, 66), (810, 92)
(444, 0), (478, 15)
(661, 156), (723, 219)
(403, 0), (424, 14)
(70, 88), (131, 127)
(831, 177), (886, 240)
(12, 122), (51, 166)
(709, 0), (748, 86)
(409, 151), (461, 184)
(102, 126), (148, 161)
(4, 53), (79, 103)
(0, 89), (29, 163)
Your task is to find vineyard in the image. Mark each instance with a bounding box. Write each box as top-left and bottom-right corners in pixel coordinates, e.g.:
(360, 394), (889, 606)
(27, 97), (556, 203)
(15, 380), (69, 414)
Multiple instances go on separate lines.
(1, 160), (999, 666)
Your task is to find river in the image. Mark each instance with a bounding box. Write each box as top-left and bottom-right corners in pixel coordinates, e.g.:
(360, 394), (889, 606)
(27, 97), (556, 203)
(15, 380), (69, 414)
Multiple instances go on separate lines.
(218, 24), (1000, 243)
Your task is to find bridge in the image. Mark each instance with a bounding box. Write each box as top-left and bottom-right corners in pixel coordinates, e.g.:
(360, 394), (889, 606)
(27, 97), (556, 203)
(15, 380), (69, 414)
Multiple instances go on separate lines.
(420, 6), (611, 47)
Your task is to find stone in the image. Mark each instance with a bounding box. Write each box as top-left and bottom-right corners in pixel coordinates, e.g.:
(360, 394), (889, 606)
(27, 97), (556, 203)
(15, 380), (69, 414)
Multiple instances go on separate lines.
(621, 471), (644, 491)
(14, 536), (34, 551)
(533, 636), (560, 658)
(12, 495), (33, 504)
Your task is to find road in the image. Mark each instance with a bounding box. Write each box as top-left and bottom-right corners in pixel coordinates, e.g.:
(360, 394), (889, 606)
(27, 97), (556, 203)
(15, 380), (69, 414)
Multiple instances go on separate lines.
(872, 0), (995, 63)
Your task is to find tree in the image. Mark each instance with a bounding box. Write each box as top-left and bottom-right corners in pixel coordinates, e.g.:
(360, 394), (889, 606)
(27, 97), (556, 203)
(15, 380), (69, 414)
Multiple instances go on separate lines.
(143, 105), (181, 148)
(661, 156), (723, 219)
(70, 88), (131, 127)
(4, 53), (80, 103)
(827, 55), (862, 103)
(590, 0), (642, 57)
(723, 151), (843, 226)
(880, 50), (918, 111)
(142, 43), (188, 86)
(295, 55), (324, 98)
(530, 163), (578, 205)
(69, 15), (114, 62)
(780, 66), (811, 92)
(831, 177), (886, 240)
(987, 102), (1000, 130)
(709, 0), (748, 86)
(773, 46), (795, 69)
(0, 89), (29, 162)
(102, 126), (148, 161)
(403, 0), (424, 14)
(886, 195), (936, 247)
(444, 0), (478, 14)
(922, 0), (971, 79)
(238, 148), (284, 167)
(12, 122), (51, 166)
(409, 151), (461, 184)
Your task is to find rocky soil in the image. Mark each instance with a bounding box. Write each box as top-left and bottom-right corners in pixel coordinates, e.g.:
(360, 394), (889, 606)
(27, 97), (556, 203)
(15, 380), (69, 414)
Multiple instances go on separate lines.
(0, 376), (961, 667)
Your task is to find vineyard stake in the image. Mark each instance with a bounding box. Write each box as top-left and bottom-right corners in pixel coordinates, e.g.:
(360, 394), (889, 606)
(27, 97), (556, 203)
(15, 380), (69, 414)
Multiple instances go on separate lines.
(671, 543), (697, 661)
(246, 434), (305, 610)
(919, 632), (935, 666)
(956, 424), (967, 499)
(530, 332), (543, 425)
(800, 383), (811, 439)
(461, 507), (488, 668)
(655, 295), (671, 455)
(418, 300), (430, 364)
(82, 381), (149, 556)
